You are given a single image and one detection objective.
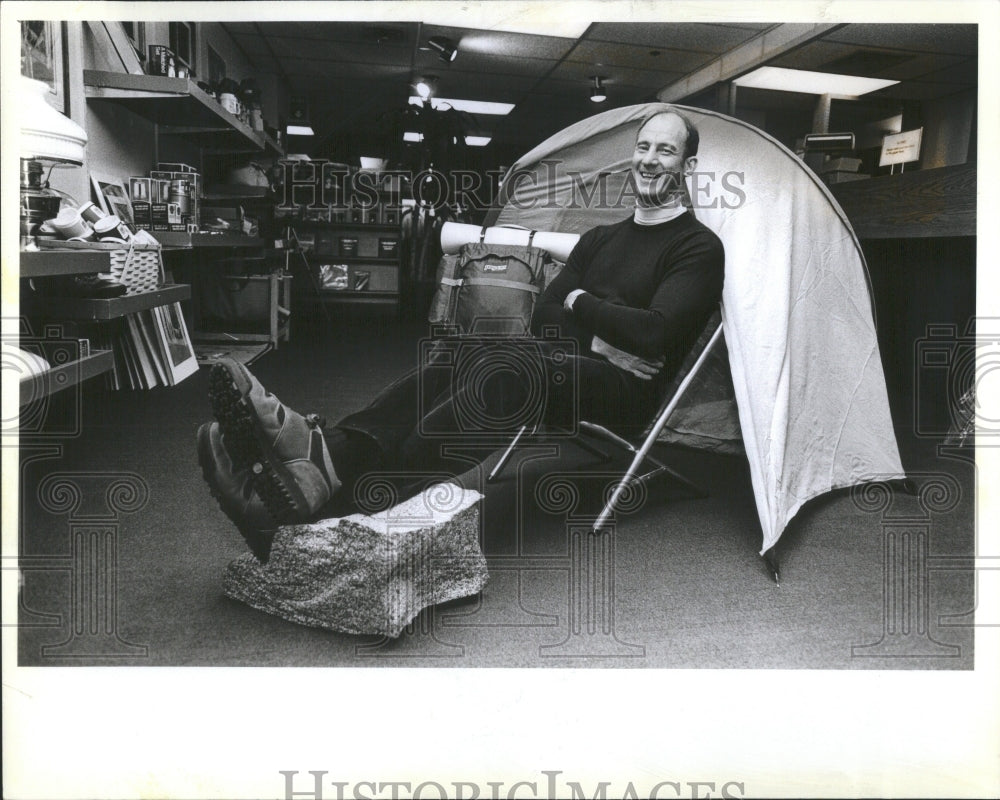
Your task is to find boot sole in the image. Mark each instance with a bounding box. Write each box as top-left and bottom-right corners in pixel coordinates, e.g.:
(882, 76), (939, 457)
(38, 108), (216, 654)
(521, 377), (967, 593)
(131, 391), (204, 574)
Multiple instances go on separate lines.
(196, 423), (276, 563)
(208, 361), (313, 523)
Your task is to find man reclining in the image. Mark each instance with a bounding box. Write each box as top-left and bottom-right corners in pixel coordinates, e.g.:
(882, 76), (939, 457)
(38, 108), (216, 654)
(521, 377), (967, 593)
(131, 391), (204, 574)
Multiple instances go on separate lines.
(198, 109), (725, 562)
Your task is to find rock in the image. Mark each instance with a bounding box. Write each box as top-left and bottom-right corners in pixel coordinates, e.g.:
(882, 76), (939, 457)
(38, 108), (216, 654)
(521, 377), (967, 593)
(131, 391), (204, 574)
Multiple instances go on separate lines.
(222, 483), (487, 637)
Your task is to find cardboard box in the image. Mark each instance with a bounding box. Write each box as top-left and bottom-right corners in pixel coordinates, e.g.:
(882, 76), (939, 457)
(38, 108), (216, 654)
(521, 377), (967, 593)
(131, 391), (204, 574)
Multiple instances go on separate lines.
(151, 203), (169, 223)
(157, 162), (197, 174)
(339, 236), (359, 257)
(129, 177), (152, 203)
(132, 200), (151, 228)
(147, 45), (176, 77)
(378, 237), (399, 258)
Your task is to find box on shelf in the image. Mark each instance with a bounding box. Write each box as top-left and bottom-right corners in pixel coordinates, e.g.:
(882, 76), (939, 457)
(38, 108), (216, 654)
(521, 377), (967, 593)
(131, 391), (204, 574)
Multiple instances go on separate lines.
(147, 45), (176, 77)
(821, 157), (862, 174)
(157, 163), (197, 174)
(129, 177), (152, 203)
(132, 201), (151, 227)
(339, 236), (359, 257)
(378, 237), (399, 258)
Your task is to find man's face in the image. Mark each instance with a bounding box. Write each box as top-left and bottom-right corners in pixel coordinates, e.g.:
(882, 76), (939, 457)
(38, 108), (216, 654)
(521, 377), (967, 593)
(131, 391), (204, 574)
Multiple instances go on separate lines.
(631, 113), (697, 207)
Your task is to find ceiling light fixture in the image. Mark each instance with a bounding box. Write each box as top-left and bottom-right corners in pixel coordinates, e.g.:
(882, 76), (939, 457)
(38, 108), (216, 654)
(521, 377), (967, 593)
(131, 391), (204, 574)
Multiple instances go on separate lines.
(428, 35), (458, 63)
(414, 77), (436, 100)
(407, 96), (515, 115)
(733, 66), (899, 97)
(590, 76), (607, 103)
(404, 132), (493, 147)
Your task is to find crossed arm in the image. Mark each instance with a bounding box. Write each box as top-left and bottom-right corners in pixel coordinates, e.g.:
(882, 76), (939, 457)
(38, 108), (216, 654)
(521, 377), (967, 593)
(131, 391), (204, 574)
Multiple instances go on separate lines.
(530, 229), (724, 377)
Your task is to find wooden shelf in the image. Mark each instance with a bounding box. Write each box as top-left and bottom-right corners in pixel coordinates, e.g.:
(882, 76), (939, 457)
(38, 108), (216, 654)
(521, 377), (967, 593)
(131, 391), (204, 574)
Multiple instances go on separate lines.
(203, 184), (275, 202)
(33, 284), (191, 321)
(19, 350), (115, 406)
(20, 250), (111, 278)
(84, 70), (273, 154)
(829, 163), (975, 239)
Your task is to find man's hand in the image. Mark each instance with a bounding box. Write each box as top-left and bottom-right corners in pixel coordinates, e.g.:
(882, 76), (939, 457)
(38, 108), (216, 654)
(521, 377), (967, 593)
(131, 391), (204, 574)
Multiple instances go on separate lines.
(563, 289), (587, 311)
(591, 336), (664, 380)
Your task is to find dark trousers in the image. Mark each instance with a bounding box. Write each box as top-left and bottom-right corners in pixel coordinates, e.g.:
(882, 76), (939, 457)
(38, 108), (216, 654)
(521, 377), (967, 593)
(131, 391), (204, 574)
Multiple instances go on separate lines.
(323, 337), (662, 509)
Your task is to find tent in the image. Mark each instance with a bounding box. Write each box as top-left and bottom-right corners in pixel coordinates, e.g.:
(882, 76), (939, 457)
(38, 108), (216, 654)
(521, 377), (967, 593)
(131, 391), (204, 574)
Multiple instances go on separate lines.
(488, 102), (906, 553)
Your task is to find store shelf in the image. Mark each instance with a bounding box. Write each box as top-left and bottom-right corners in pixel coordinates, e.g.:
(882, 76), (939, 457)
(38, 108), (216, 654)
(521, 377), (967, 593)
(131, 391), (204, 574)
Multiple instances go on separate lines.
(19, 350), (115, 406)
(34, 284), (191, 321)
(203, 184), (275, 202)
(84, 70), (268, 153)
(286, 220), (401, 233)
(156, 231), (264, 249)
(20, 250), (111, 278)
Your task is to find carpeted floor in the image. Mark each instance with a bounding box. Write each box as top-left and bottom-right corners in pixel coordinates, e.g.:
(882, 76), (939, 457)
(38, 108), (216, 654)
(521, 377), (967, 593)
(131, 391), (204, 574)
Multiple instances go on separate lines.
(16, 311), (976, 668)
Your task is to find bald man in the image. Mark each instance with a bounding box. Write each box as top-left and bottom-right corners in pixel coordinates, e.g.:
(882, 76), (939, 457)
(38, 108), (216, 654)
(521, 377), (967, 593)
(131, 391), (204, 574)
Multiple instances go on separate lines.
(198, 110), (724, 562)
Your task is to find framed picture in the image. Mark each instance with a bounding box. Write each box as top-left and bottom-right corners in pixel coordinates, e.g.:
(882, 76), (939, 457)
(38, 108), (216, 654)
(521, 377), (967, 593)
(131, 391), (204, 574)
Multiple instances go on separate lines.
(152, 302), (199, 385)
(91, 173), (135, 227)
(20, 20), (66, 113)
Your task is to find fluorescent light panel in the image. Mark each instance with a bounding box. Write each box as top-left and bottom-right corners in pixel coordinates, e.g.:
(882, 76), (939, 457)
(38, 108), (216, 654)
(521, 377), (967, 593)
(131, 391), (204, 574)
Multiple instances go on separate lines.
(408, 96), (514, 115)
(286, 124), (315, 136)
(404, 132), (492, 146)
(733, 66), (898, 97)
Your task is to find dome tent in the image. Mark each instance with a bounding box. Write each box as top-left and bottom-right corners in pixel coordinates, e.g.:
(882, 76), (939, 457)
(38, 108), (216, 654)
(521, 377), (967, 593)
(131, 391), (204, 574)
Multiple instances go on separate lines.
(488, 102), (906, 553)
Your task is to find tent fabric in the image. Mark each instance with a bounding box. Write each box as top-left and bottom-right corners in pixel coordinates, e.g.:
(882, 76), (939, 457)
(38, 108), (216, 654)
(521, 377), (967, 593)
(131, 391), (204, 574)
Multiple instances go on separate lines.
(493, 102), (905, 553)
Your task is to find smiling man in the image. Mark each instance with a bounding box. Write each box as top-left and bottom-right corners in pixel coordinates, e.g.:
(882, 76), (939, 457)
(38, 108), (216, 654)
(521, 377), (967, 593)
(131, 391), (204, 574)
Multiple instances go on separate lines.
(198, 108), (724, 564)
(531, 109), (723, 385)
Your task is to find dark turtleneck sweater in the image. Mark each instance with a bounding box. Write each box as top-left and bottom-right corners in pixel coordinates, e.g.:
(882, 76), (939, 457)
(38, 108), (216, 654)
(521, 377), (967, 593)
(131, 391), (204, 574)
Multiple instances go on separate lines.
(530, 211), (725, 379)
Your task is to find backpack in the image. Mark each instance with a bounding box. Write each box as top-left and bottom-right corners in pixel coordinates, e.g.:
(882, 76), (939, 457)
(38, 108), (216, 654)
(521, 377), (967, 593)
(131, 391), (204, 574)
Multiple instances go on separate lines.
(428, 228), (549, 336)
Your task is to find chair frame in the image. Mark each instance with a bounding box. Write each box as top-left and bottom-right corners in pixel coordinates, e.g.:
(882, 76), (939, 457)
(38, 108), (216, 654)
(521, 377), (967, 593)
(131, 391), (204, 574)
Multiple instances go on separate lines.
(488, 318), (724, 533)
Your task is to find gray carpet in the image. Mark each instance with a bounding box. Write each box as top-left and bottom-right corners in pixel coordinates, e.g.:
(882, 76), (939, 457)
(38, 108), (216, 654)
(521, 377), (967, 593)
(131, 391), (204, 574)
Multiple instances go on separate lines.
(17, 314), (976, 668)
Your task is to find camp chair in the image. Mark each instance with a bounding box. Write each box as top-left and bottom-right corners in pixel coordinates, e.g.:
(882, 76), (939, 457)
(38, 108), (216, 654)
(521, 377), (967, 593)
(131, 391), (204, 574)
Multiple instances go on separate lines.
(481, 308), (784, 578)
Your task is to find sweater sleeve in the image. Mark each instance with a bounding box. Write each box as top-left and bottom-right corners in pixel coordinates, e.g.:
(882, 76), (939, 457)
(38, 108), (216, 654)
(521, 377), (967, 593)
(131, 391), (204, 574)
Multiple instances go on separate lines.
(529, 230), (595, 343)
(572, 231), (724, 360)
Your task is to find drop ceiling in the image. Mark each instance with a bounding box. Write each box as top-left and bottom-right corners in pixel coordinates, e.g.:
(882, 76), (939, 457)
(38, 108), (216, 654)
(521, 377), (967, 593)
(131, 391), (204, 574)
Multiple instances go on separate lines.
(219, 20), (978, 162)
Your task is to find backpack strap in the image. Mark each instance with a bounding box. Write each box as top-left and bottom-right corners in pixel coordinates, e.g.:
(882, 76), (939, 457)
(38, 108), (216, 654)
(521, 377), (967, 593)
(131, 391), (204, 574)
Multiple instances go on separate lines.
(479, 225), (488, 243)
(463, 277), (540, 294)
(527, 230), (536, 247)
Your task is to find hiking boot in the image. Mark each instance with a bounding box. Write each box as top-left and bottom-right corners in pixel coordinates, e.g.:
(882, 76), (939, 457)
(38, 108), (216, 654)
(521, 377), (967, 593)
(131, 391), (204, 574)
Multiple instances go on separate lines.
(197, 422), (277, 563)
(207, 358), (341, 524)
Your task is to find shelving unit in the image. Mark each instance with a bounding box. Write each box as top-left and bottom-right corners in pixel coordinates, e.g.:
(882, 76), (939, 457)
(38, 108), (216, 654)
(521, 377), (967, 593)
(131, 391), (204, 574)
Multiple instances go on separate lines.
(17, 249), (193, 399)
(20, 250), (110, 278)
(31, 284), (191, 321)
(19, 350), (115, 407)
(84, 70), (282, 156)
(290, 219), (402, 310)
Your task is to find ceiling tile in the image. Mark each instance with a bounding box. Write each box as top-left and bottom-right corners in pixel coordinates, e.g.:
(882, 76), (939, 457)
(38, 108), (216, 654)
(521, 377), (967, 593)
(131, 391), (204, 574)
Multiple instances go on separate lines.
(425, 27), (579, 61)
(824, 23), (978, 55)
(549, 60), (685, 91)
(587, 22), (765, 53)
(567, 40), (718, 73)
(267, 35), (413, 66)
(417, 49), (557, 79)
